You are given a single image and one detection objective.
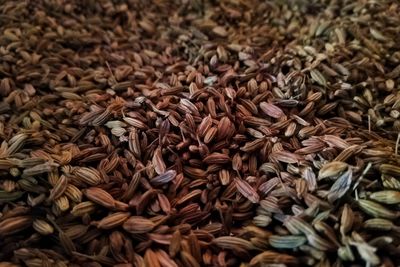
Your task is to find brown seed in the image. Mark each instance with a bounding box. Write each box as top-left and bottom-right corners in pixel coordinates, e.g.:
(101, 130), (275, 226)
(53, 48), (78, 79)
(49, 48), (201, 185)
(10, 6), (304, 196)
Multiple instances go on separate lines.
(169, 230), (181, 258)
(235, 178), (259, 203)
(250, 251), (298, 266)
(152, 147), (166, 175)
(204, 127), (218, 144)
(180, 251), (200, 267)
(260, 102), (285, 119)
(71, 201), (97, 217)
(217, 117), (234, 140)
(64, 224), (89, 240)
(197, 115), (213, 138)
(48, 175), (68, 201)
(123, 216), (156, 234)
(203, 153), (230, 164)
(95, 212), (131, 230)
(73, 167), (103, 186)
(129, 128), (141, 158)
(123, 117), (148, 130)
(121, 172), (141, 201)
(84, 187), (116, 210)
(0, 216), (32, 237)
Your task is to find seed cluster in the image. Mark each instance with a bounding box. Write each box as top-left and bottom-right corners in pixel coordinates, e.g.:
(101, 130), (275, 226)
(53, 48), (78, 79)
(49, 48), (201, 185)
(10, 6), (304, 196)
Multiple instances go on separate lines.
(1, 0), (400, 267)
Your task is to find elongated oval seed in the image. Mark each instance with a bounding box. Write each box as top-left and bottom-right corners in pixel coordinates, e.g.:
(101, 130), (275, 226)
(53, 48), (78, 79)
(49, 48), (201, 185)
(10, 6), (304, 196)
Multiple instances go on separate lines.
(318, 161), (348, 180)
(73, 167), (102, 186)
(95, 212), (131, 230)
(357, 199), (399, 219)
(363, 218), (394, 231)
(32, 219), (54, 235)
(0, 216), (32, 237)
(150, 170), (177, 186)
(48, 175), (68, 201)
(369, 190), (400, 204)
(269, 235), (307, 249)
(71, 201), (97, 217)
(235, 178), (260, 203)
(123, 216), (156, 234)
(212, 236), (255, 251)
(84, 187), (116, 209)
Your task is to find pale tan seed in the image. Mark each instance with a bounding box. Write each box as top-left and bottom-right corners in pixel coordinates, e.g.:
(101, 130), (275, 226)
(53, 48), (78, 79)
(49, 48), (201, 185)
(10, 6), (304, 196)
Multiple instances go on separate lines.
(54, 195), (70, 212)
(64, 184), (83, 203)
(340, 204), (354, 236)
(318, 161), (348, 180)
(32, 219), (54, 235)
(71, 201), (97, 217)
(73, 167), (103, 186)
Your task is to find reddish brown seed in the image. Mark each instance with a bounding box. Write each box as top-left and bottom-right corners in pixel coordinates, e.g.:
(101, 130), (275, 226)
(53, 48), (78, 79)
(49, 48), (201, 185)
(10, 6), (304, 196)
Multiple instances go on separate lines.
(235, 178), (260, 203)
(260, 102), (285, 119)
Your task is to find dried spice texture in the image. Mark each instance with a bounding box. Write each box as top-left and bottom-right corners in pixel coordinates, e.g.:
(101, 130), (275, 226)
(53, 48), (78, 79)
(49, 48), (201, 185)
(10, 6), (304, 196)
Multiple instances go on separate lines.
(1, 0), (400, 267)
